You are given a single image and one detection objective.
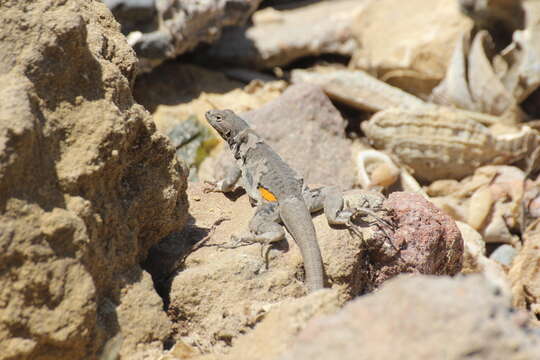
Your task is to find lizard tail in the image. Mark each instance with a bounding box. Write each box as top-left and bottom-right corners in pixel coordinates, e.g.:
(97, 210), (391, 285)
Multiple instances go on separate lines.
(279, 197), (324, 292)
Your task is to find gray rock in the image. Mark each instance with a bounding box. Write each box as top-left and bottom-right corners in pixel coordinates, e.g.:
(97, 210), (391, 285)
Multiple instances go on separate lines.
(155, 0), (262, 57)
(280, 274), (540, 360)
(104, 0), (157, 34)
(108, 0), (263, 71)
(132, 30), (173, 59)
(203, 0), (364, 69)
(105, 0), (154, 8)
(166, 115), (216, 181)
(212, 83), (356, 189)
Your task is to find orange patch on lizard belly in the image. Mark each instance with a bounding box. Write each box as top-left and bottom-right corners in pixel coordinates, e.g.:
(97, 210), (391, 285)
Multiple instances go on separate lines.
(258, 186), (278, 202)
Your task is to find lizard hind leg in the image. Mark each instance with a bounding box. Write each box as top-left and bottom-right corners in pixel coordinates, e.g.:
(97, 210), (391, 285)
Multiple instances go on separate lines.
(319, 186), (392, 240)
(320, 186), (358, 227)
(232, 202), (286, 269)
(303, 186), (364, 238)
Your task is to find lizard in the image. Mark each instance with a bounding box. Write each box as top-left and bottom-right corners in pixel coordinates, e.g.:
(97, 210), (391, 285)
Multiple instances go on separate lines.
(204, 109), (382, 292)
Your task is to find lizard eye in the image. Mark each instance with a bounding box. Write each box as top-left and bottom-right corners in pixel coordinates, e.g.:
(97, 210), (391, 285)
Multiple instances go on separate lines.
(215, 114), (222, 121)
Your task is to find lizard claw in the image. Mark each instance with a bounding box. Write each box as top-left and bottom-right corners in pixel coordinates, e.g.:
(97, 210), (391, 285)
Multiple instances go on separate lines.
(346, 220), (364, 239)
(203, 180), (219, 193)
(228, 234), (273, 270)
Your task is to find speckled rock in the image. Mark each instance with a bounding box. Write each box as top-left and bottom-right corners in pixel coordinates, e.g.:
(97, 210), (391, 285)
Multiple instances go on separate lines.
(367, 192), (464, 286)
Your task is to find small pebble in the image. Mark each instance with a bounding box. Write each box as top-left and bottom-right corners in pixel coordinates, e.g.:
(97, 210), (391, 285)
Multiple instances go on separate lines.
(489, 244), (517, 266)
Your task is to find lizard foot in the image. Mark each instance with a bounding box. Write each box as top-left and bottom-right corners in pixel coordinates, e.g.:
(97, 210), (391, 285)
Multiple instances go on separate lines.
(351, 207), (394, 229)
(346, 207), (399, 251)
(229, 234), (279, 270)
(203, 180), (219, 193)
(344, 219), (364, 239)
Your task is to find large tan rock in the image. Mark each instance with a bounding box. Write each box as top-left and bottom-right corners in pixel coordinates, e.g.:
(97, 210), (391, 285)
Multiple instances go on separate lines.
(0, 1), (188, 359)
(351, 0), (473, 98)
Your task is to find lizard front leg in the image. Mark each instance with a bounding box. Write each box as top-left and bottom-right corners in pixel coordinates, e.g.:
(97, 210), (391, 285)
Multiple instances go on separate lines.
(204, 165), (241, 193)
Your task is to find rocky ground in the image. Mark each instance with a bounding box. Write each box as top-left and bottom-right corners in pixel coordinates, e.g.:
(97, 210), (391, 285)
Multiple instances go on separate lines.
(1, 0), (540, 359)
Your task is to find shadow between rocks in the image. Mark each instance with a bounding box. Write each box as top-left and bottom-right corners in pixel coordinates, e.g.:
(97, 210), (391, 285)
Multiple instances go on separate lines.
(141, 214), (215, 309)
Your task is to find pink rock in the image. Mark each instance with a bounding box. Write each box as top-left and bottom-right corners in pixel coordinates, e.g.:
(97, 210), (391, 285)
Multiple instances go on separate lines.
(364, 192), (463, 288)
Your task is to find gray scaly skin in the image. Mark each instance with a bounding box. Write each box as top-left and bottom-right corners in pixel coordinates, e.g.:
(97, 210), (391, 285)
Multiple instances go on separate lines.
(205, 109), (365, 292)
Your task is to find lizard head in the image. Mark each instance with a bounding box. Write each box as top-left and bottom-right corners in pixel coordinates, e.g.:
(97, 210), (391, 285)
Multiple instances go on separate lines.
(205, 109), (249, 141)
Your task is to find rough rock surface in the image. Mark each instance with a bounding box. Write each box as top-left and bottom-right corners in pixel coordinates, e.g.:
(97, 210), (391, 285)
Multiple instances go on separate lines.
(362, 107), (535, 182)
(280, 275), (540, 360)
(203, 0), (365, 69)
(351, 0), (473, 98)
(0, 1), (188, 359)
(166, 184), (366, 353)
(166, 185), (464, 354)
(209, 83), (356, 190)
(114, 269), (172, 356)
(198, 290), (343, 360)
(509, 220), (540, 326)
